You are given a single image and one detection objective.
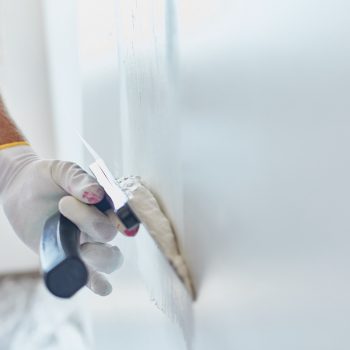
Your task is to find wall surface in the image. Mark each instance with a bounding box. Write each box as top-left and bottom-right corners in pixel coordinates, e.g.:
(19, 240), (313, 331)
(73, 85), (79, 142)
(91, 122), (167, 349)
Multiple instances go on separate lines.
(179, 1), (350, 348)
(110, 0), (350, 349)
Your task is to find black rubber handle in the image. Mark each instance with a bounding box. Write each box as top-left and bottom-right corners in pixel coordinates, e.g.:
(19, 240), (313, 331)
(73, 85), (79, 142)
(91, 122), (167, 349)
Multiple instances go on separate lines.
(40, 195), (140, 298)
(40, 197), (112, 298)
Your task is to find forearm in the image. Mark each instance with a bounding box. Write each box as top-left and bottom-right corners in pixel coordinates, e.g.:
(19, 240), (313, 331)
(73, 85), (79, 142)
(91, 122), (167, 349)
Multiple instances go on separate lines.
(0, 95), (27, 147)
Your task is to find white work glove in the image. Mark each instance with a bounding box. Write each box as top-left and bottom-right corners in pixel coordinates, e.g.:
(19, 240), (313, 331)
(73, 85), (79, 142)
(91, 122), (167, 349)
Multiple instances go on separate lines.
(0, 145), (123, 296)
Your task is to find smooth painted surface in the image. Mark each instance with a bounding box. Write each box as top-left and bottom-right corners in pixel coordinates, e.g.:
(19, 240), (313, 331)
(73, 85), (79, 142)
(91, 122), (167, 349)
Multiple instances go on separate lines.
(111, 0), (350, 349)
(180, 1), (350, 348)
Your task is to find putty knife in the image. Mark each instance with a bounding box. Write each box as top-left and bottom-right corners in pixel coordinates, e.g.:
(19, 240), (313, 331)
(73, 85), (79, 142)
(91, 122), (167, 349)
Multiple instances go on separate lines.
(40, 140), (140, 298)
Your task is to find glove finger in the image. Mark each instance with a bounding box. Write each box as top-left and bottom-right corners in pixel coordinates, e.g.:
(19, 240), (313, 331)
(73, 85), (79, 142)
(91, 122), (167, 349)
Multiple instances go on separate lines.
(86, 267), (112, 296)
(51, 160), (104, 204)
(59, 196), (117, 242)
(80, 232), (92, 244)
(80, 242), (123, 274)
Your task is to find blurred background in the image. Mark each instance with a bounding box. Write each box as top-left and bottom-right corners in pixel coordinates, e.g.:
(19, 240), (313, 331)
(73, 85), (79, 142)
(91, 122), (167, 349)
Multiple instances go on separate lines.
(1, 0), (350, 349)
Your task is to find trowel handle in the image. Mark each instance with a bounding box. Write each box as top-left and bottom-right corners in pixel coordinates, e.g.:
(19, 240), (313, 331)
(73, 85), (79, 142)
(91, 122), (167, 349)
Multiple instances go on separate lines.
(40, 197), (111, 298)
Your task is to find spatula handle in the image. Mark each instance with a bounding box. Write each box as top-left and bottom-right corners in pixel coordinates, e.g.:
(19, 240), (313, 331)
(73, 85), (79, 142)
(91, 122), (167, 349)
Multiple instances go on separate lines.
(40, 197), (111, 298)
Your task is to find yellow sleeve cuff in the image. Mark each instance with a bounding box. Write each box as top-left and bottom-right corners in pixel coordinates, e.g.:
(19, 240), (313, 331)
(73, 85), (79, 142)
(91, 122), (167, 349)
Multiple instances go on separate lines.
(0, 141), (30, 151)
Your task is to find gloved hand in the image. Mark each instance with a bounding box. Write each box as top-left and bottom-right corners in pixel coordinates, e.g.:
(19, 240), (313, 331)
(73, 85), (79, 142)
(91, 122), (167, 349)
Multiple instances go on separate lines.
(0, 145), (123, 296)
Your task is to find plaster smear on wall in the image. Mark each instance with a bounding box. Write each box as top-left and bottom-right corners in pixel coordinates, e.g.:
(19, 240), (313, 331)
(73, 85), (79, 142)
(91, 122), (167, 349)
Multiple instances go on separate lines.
(119, 177), (194, 346)
(136, 228), (194, 347)
(115, 0), (194, 347)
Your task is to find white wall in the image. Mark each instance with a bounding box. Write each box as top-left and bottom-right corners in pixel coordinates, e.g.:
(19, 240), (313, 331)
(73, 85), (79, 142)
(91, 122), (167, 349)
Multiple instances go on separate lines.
(178, 1), (350, 348)
(109, 0), (350, 349)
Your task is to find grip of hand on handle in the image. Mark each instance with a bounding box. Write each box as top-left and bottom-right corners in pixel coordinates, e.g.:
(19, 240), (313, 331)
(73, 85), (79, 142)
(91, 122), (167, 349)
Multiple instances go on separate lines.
(40, 197), (112, 298)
